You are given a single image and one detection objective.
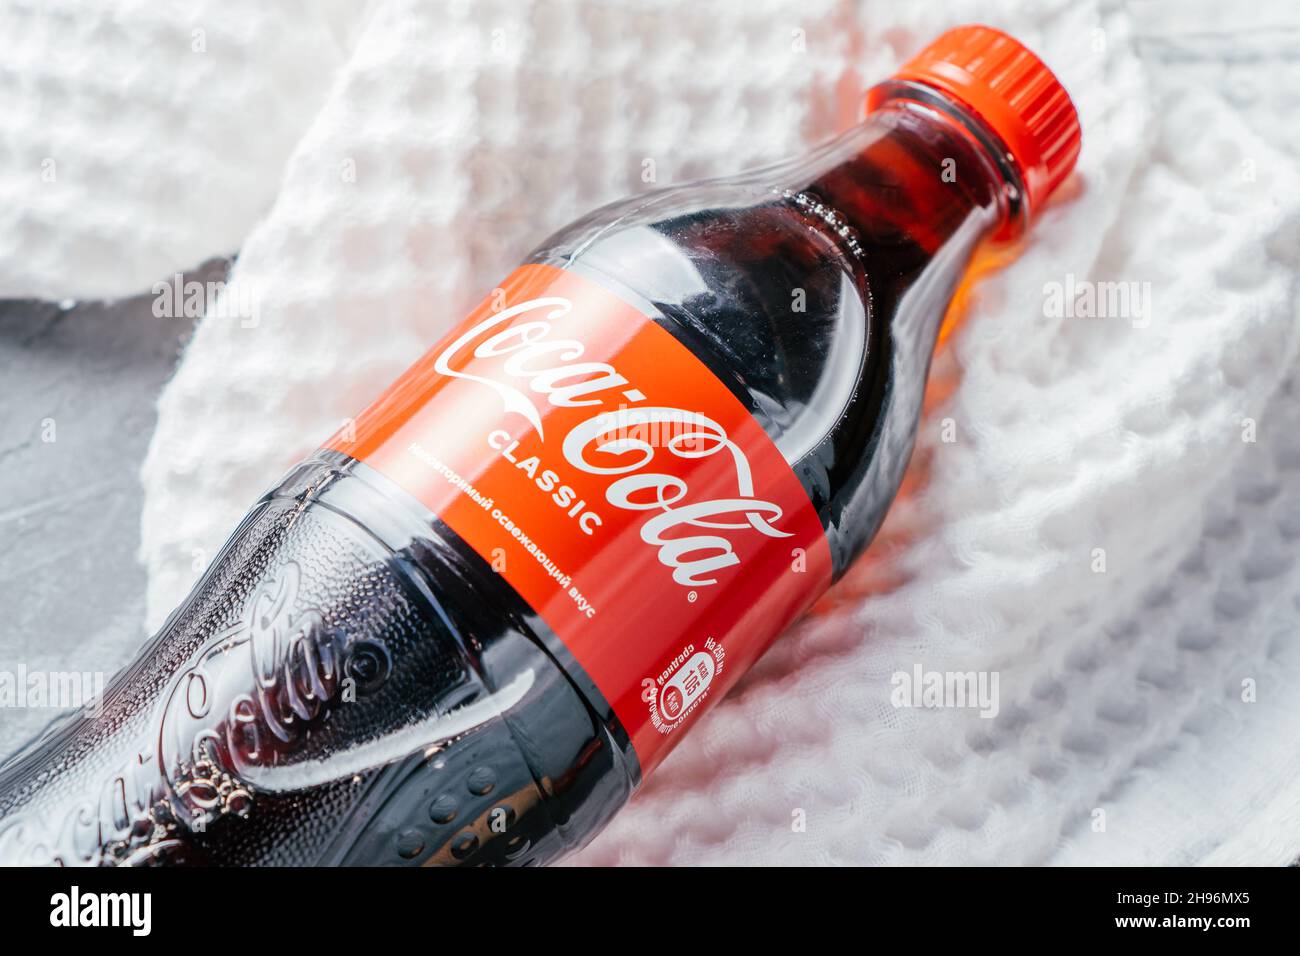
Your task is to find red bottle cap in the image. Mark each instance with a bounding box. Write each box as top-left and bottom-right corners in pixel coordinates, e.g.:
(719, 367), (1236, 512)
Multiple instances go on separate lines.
(884, 24), (1082, 216)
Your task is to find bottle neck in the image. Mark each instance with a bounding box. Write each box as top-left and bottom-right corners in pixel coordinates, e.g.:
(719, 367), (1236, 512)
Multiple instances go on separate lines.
(799, 82), (1025, 277)
(773, 88), (1025, 572)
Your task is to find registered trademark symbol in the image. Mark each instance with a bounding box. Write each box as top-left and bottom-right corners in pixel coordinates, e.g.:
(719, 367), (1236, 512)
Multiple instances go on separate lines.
(687, 591), (697, 603)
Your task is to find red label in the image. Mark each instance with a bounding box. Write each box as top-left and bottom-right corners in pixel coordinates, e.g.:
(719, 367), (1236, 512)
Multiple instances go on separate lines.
(325, 264), (832, 774)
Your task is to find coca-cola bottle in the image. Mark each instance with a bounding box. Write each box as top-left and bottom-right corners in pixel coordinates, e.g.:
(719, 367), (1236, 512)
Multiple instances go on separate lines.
(0, 24), (1080, 866)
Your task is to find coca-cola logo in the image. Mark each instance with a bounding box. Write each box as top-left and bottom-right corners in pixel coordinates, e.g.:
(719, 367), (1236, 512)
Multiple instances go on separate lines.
(435, 294), (791, 587)
(0, 564), (340, 866)
(0, 563), (536, 865)
(434, 296), (602, 437)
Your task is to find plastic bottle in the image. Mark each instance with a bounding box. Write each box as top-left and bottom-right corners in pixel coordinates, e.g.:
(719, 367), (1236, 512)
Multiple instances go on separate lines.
(0, 24), (1080, 866)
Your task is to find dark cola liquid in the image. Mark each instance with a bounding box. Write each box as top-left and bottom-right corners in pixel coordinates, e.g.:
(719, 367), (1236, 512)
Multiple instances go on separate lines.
(0, 88), (1013, 866)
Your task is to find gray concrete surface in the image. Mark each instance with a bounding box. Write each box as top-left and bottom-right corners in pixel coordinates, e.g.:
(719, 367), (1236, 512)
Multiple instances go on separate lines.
(0, 262), (221, 757)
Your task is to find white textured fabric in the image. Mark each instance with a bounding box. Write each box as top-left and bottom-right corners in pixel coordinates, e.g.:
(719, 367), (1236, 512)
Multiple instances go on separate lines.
(0, 0), (364, 300)
(13, 0), (1300, 864)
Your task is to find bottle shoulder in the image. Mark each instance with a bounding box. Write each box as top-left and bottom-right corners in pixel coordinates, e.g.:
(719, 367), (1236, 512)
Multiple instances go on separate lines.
(529, 178), (875, 453)
(526, 173), (904, 574)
